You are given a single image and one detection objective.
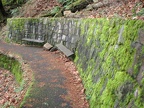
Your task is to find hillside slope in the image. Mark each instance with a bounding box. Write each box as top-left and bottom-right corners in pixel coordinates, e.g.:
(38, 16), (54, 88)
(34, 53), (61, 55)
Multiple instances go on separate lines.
(12, 0), (144, 20)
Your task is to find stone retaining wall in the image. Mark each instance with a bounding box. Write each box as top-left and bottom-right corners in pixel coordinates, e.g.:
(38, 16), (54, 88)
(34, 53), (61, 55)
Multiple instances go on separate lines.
(7, 18), (144, 107)
(7, 18), (80, 52)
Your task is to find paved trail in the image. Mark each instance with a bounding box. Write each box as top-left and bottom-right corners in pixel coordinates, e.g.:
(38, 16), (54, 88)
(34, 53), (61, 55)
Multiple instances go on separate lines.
(0, 40), (72, 108)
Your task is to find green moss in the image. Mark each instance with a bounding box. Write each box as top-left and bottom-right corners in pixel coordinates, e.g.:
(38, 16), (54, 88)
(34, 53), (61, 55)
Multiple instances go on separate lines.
(74, 18), (144, 108)
(80, 19), (89, 36)
(0, 53), (34, 107)
(7, 18), (39, 31)
(99, 72), (132, 106)
(0, 54), (23, 84)
(20, 75), (34, 107)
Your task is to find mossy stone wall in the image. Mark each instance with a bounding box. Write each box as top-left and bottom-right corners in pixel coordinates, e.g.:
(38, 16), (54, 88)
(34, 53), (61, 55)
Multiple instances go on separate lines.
(7, 18), (80, 51)
(76, 19), (144, 108)
(7, 18), (144, 107)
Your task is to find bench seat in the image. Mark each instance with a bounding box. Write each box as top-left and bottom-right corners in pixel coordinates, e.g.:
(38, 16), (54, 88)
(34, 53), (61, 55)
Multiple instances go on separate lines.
(56, 43), (74, 57)
(22, 38), (44, 43)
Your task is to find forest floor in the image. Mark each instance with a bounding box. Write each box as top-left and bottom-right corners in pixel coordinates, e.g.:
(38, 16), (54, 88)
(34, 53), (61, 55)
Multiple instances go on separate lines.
(0, 68), (23, 107)
(17, 0), (144, 20)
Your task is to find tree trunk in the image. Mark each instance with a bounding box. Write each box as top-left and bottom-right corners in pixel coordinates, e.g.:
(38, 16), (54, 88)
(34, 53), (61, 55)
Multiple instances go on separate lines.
(0, 0), (7, 22)
(0, 0), (7, 16)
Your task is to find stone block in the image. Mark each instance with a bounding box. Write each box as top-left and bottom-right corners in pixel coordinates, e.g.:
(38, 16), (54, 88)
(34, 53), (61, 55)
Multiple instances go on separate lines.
(43, 18), (48, 25)
(66, 36), (71, 43)
(53, 34), (57, 42)
(93, 74), (100, 83)
(63, 24), (69, 30)
(70, 43), (76, 51)
(57, 33), (61, 37)
(56, 43), (74, 57)
(76, 27), (80, 36)
(62, 35), (68, 41)
(118, 25), (124, 45)
(65, 41), (69, 48)
(57, 22), (62, 30)
(85, 49), (90, 58)
(58, 29), (62, 34)
(43, 43), (53, 50)
(63, 30), (69, 36)
(138, 28), (144, 45)
(89, 47), (95, 59)
(57, 37), (62, 43)
(78, 44), (83, 54)
(71, 37), (79, 44)
(63, 10), (72, 17)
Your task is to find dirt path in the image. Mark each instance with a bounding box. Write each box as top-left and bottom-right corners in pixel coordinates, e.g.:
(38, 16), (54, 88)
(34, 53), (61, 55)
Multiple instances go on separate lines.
(0, 40), (89, 108)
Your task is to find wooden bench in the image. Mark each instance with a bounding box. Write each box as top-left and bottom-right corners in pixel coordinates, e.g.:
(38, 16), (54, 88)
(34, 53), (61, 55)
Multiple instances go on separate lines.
(56, 43), (74, 57)
(21, 38), (45, 45)
(22, 38), (44, 43)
